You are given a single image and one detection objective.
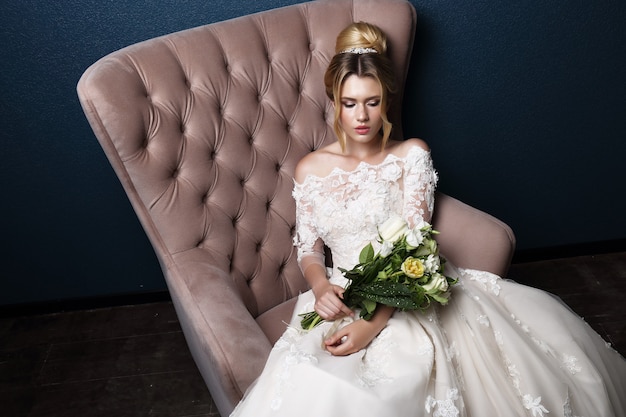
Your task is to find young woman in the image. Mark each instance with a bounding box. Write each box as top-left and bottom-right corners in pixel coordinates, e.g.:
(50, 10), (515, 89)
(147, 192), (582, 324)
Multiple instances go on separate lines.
(230, 22), (625, 417)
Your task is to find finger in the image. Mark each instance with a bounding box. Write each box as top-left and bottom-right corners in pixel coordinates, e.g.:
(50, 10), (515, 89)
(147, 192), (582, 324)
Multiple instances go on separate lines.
(325, 291), (352, 315)
(326, 338), (352, 356)
(330, 299), (352, 317)
(317, 300), (340, 316)
(324, 327), (347, 345)
(315, 303), (333, 319)
(340, 303), (354, 317)
(320, 295), (346, 315)
(330, 299), (350, 316)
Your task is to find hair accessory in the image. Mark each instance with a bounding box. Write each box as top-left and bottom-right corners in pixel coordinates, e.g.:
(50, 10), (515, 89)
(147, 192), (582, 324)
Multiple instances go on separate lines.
(340, 47), (378, 54)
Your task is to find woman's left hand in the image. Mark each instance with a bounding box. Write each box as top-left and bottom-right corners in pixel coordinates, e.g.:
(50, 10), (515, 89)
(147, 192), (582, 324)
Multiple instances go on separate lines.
(323, 319), (379, 356)
(323, 305), (394, 356)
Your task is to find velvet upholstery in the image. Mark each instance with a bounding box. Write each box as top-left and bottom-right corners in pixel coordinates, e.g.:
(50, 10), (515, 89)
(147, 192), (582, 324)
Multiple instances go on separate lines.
(77, 0), (515, 415)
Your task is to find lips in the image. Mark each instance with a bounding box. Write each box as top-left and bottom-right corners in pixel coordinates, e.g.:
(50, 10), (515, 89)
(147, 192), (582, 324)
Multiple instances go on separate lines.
(355, 126), (370, 135)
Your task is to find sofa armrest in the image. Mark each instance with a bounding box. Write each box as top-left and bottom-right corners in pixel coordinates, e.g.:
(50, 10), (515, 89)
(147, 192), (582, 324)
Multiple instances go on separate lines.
(432, 193), (516, 277)
(164, 249), (272, 416)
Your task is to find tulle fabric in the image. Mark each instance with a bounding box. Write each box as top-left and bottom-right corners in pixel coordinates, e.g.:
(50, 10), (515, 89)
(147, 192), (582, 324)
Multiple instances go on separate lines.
(232, 265), (626, 417)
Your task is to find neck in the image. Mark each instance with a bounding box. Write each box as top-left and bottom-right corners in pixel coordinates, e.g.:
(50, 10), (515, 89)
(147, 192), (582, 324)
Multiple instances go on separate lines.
(344, 139), (384, 161)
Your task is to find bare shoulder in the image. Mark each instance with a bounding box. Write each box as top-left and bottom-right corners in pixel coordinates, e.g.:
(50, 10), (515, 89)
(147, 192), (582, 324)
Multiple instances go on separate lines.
(294, 143), (343, 183)
(387, 138), (430, 157)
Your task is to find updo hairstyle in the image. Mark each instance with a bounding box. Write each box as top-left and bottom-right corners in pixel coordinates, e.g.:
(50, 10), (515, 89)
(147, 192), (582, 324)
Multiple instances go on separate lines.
(324, 22), (397, 151)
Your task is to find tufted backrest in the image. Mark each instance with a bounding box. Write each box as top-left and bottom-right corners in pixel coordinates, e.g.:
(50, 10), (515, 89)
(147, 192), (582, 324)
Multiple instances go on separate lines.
(78, 0), (416, 318)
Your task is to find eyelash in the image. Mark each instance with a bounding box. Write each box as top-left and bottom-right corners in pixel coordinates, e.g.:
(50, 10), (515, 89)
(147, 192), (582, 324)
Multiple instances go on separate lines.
(342, 101), (380, 108)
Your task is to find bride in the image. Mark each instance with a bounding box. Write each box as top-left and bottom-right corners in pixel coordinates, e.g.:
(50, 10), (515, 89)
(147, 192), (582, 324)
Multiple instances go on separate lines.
(230, 21), (626, 417)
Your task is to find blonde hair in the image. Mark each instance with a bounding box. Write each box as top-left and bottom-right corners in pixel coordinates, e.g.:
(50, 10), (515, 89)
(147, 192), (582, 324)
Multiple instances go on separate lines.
(324, 22), (396, 152)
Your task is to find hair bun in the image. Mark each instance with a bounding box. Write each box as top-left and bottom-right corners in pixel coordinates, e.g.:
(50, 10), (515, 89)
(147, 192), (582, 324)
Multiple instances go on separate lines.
(334, 21), (387, 55)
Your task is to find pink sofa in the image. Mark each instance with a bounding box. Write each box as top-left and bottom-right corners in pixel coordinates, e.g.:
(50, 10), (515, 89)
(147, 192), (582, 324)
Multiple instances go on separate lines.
(77, 0), (515, 415)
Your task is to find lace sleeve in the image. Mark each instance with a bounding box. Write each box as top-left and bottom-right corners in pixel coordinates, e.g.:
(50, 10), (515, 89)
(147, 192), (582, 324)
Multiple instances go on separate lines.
(292, 180), (326, 274)
(403, 148), (438, 227)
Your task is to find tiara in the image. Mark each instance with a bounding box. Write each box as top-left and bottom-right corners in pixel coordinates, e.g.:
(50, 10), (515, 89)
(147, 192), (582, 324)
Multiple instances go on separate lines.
(340, 47), (378, 54)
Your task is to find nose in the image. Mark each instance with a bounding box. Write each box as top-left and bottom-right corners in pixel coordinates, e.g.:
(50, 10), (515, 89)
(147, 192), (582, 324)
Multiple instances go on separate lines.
(357, 105), (369, 122)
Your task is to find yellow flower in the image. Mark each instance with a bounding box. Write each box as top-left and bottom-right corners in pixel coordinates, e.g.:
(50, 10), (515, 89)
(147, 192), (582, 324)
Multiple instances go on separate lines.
(401, 257), (425, 279)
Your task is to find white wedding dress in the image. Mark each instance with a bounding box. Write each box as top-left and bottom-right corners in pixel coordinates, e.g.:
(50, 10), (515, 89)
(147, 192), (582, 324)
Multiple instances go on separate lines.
(231, 145), (626, 417)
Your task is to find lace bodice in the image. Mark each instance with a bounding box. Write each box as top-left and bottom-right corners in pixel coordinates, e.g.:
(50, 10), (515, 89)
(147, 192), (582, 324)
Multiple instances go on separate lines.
(292, 145), (438, 281)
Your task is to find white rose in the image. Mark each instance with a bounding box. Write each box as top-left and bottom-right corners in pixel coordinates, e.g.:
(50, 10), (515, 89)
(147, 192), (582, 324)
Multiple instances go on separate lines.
(405, 228), (424, 248)
(378, 216), (408, 243)
(379, 240), (394, 257)
(422, 273), (449, 293)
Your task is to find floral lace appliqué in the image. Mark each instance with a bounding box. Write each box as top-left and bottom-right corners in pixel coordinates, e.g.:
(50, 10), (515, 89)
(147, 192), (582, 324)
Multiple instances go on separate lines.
(561, 354), (582, 375)
(357, 327), (396, 387)
(425, 388), (461, 417)
(463, 269), (501, 296)
(477, 314), (490, 327)
(523, 395), (550, 417)
(563, 390), (583, 417)
(270, 327), (318, 411)
(445, 341), (460, 363)
(495, 329), (554, 417)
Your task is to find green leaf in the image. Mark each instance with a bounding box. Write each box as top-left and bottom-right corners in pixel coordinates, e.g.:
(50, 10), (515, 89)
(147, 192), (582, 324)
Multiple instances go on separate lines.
(359, 243), (375, 264)
(361, 299), (377, 315)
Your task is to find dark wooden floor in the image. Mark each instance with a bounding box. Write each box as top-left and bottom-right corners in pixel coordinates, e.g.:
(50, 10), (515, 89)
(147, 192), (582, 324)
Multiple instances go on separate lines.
(2, 252), (625, 417)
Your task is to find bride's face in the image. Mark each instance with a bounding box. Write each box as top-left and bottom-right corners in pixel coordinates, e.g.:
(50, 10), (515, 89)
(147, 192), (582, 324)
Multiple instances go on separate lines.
(339, 75), (384, 147)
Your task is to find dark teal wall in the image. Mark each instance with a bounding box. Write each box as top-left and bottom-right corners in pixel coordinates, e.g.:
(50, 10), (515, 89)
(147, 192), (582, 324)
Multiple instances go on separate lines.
(404, 0), (626, 252)
(2, 0), (625, 306)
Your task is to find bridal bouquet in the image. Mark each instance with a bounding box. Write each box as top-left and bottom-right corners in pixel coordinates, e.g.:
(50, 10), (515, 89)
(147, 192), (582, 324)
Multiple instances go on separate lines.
(300, 216), (457, 330)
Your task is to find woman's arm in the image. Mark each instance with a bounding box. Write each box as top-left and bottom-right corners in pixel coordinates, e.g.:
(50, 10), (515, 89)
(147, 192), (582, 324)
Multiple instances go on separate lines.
(294, 150), (355, 322)
(323, 305), (394, 356)
(302, 240), (354, 321)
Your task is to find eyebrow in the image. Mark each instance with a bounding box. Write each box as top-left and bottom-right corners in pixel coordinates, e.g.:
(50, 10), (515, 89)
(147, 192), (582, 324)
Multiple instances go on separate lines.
(340, 95), (381, 101)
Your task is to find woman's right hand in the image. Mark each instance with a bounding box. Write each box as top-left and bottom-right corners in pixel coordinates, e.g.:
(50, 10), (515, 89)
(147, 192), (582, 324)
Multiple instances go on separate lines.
(312, 283), (354, 321)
